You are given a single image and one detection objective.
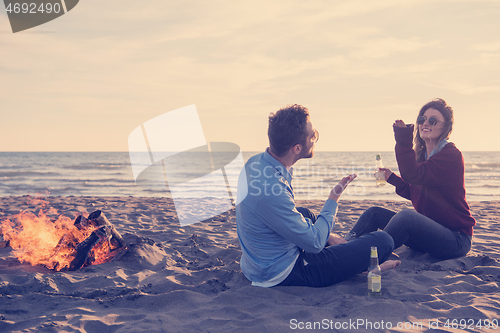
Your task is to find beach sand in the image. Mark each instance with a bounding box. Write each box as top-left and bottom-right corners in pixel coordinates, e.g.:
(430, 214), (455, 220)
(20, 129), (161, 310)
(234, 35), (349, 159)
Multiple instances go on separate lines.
(0, 196), (499, 332)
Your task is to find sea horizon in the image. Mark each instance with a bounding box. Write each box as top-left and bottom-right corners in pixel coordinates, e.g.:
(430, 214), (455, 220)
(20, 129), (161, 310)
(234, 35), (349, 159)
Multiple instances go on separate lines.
(0, 151), (499, 201)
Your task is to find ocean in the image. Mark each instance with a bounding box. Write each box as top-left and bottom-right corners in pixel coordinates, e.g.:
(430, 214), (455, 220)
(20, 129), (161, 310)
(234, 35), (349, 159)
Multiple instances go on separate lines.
(0, 151), (499, 201)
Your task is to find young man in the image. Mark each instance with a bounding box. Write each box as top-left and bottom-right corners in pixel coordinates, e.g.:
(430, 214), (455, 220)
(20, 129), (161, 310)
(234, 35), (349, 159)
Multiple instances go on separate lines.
(236, 104), (398, 287)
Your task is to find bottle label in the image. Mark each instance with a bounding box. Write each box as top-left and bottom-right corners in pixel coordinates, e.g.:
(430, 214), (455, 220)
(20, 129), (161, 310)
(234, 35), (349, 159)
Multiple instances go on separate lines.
(370, 276), (381, 292)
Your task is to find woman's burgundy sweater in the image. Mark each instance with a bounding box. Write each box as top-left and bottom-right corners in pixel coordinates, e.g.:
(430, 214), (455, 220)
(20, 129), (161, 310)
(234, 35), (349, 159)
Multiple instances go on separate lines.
(387, 125), (476, 236)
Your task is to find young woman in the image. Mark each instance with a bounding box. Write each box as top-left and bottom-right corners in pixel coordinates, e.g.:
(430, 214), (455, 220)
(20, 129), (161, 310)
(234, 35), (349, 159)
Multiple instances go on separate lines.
(346, 98), (476, 259)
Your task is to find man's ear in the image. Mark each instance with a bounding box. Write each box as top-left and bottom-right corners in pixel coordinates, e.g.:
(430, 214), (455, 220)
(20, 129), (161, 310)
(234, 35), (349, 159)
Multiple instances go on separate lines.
(292, 143), (302, 155)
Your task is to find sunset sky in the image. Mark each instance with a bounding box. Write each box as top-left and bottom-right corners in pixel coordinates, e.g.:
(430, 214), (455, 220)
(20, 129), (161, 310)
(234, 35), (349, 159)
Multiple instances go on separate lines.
(1, 0), (499, 152)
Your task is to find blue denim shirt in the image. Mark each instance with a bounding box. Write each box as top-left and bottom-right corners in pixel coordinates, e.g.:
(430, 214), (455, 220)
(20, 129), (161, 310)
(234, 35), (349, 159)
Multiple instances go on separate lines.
(425, 139), (449, 160)
(236, 149), (338, 284)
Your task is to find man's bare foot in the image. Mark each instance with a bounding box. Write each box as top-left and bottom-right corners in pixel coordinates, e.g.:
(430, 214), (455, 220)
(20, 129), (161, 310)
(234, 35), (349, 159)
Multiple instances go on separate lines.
(380, 260), (401, 272)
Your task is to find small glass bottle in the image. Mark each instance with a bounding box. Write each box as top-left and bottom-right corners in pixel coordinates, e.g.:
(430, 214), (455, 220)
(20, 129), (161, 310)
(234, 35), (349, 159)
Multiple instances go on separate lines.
(368, 246), (382, 296)
(375, 154), (386, 186)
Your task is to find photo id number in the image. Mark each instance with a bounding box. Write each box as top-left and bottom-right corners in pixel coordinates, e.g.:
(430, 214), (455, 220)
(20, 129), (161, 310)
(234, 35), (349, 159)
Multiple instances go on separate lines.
(5, 2), (62, 14)
(444, 319), (498, 330)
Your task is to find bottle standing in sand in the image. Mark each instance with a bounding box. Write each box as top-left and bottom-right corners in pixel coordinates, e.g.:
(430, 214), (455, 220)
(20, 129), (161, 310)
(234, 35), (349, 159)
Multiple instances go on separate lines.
(375, 154), (386, 186)
(368, 246), (382, 296)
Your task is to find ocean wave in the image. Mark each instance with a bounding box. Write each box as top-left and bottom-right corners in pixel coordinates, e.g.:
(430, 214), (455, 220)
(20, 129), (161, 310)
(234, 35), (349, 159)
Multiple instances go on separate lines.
(67, 178), (136, 184)
(0, 185), (52, 195)
(0, 171), (61, 177)
(62, 163), (128, 170)
(465, 162), (500, 168)
(465, 175), (500, 181)
(481, 184), (500, 188)
(466, 193), (500, 198)
(465, 169), (500, 174)
(0, 165), (30, 170)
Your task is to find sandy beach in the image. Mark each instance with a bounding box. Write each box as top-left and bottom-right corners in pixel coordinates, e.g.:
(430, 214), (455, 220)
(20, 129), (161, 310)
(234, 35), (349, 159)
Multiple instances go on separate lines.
(0, 196), (499, 332)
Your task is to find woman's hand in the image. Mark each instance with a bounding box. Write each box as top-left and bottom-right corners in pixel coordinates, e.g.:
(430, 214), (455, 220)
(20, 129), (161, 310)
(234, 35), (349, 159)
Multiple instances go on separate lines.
(393, 119), (406, 128)
(377, 168), (394, 181)
(328, 174), (357, 202)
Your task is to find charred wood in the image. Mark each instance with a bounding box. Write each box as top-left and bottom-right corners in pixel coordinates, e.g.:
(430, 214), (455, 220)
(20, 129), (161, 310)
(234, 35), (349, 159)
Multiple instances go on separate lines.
(69, 227), (106, 271)
(87, 210), (125, 248)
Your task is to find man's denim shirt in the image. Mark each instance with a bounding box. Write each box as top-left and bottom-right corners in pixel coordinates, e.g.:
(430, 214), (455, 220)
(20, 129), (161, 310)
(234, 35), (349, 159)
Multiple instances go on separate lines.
(236, 149), (338, 284)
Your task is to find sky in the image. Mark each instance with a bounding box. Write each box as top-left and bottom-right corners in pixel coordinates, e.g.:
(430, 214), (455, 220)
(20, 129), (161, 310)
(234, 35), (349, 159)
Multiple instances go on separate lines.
(0, 0), (499, 152)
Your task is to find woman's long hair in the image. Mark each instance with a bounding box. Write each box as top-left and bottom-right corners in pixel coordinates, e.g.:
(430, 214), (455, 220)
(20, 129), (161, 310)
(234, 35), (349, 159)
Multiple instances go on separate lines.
(414, 98), (454, 163)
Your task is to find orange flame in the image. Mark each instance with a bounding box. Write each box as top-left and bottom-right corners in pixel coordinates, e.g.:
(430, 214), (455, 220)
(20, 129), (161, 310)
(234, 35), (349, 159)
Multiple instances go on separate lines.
(1, 208), (119, 271)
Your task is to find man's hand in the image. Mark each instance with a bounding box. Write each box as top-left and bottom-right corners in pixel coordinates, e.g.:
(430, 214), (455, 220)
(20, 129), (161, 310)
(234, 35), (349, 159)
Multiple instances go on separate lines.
(328, 174), (357, 202)
(327, 233), (347, 246)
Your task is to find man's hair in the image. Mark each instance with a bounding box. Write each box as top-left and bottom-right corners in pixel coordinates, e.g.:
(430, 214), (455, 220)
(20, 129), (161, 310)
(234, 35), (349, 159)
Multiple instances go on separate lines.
(268, 104), (310, 157)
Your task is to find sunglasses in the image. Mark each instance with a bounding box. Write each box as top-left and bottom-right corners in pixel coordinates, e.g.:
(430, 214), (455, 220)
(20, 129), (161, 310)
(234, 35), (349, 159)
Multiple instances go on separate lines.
(416, 116), (443, 126)
(295, 129), (319, 146)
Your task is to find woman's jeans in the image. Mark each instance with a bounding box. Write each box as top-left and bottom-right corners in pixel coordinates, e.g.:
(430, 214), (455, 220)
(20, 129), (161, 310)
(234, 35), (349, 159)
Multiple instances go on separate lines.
(277, 207), (395, 288)
(348, 207), (472, 260)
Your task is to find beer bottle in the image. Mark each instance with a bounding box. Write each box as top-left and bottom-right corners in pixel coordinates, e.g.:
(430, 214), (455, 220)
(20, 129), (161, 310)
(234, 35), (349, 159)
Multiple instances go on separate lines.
(368, 246), (382, 296)
(375, 154), (386, 186)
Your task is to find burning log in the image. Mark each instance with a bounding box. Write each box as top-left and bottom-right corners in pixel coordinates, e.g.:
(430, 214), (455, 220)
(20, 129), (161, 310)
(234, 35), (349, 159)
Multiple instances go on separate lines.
(0, 238), (9, 249)
(74, 215), (91, 230)
(69, 227), (105, 271)
(1, 208), (127, 271)
(65, 210), (127, 271)
(87, 210), (125, 248)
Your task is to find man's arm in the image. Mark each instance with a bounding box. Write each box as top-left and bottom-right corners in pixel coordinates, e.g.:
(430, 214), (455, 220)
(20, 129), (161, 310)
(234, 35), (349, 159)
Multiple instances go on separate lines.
(254, 175), (356, 253)
(328, 174), (356, 202)
(326, 174), (357, 245)
(255, 190), (336, 253)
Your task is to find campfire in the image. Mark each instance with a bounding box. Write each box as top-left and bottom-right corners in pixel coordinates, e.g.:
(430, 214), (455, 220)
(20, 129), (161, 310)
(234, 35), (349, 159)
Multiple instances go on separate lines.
(1, 209), (127, 271)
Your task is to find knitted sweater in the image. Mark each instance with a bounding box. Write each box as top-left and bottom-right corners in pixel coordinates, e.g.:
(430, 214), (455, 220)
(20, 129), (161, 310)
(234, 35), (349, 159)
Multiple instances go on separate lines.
(387, 125), (476, 236)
